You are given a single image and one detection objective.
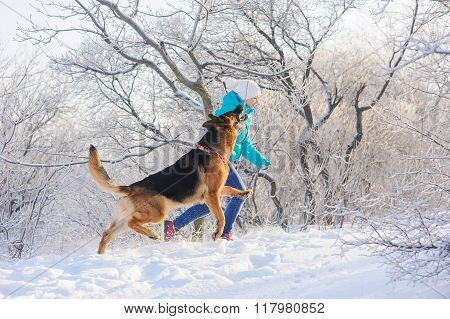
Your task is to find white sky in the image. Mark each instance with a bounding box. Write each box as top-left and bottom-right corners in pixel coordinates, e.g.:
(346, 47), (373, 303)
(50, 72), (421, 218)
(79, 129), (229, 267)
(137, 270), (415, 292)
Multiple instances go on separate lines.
(0, 0), (35, 47)
(0, 0), (73, 55)
(0, 0), (383, 57)
(0, 0), (169, 55)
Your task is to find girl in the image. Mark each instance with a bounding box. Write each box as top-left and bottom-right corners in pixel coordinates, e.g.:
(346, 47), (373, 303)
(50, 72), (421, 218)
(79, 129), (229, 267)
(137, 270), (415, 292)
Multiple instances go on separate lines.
(164, 77), (271, 241)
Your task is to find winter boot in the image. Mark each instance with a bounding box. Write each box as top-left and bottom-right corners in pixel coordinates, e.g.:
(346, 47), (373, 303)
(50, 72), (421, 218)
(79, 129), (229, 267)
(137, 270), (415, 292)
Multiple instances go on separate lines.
(221, 232), (233, 241)
(164, 220), (175, 241)
(212, 232), (233, 241)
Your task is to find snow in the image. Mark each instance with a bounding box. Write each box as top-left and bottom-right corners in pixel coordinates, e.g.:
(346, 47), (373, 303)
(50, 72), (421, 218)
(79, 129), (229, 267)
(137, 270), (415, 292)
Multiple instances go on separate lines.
(0, 228), (448, 299)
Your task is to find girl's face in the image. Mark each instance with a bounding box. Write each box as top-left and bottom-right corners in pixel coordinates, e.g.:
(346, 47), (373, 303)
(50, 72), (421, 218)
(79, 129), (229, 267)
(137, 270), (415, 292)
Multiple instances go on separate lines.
(245, 95), (261, 108)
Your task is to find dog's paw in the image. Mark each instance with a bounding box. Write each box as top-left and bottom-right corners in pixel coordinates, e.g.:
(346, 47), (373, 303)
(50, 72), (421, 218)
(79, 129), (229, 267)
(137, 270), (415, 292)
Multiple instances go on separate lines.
(237, 189), (253, 199)
(148, 234), (160, 240)
(213, 230), (223, 241)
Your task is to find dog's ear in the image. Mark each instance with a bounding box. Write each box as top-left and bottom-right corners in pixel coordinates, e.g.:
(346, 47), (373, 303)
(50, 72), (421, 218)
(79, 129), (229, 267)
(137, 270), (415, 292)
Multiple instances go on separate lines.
(202, 120), (216, 128)
(208, 114), (220, 121)
(203, 120), (232, 129)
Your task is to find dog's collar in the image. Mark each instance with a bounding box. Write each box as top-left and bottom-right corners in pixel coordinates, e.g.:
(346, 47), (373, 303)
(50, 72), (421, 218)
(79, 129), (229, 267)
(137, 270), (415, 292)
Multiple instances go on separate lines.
(196, 144), (229, 166)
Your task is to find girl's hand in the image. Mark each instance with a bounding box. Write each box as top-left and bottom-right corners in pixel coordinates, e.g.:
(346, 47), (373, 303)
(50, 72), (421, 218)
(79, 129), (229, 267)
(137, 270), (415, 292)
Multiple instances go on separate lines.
(260, 161), (271, 172)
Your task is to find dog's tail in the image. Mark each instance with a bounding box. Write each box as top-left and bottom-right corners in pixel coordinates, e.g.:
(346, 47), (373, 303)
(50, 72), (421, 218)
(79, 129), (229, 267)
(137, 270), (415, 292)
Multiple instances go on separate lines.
(88, 145), (131, 196)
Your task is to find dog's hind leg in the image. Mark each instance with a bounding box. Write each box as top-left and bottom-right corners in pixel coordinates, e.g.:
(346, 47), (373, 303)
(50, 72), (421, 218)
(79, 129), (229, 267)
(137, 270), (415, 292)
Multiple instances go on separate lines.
(128, 215), (160, 240)
(98, 222), (118, 255)
(127, 196), (167, 240)
(98, 197), (133, 254)
(205, 192), (225, 241)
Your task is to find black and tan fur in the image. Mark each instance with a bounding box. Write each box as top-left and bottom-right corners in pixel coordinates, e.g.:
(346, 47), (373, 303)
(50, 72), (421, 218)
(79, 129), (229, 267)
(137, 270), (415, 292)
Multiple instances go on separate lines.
(88, 106), (253, 254)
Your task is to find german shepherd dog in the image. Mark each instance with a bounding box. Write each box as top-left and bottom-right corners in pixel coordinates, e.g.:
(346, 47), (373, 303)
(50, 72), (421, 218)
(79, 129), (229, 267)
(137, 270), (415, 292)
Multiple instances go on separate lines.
(88, 106), (253, 254)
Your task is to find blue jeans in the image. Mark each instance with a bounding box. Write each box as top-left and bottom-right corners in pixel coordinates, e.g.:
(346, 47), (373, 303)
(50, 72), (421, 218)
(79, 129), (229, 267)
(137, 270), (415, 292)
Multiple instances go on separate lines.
(173, 164), (246, 234)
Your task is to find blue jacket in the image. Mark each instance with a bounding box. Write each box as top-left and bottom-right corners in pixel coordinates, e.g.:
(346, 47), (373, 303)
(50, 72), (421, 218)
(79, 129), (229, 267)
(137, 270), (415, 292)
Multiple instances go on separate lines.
(214, 91), (271, 169)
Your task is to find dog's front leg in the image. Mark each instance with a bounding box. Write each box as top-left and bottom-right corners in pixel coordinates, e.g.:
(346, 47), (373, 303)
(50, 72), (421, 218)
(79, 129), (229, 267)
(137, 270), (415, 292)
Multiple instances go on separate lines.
(205, 192), (225, 240)
(221, 186), (253, 199)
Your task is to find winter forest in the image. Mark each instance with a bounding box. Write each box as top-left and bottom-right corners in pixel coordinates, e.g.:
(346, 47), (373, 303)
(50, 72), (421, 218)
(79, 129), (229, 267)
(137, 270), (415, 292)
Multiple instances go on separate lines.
(0, 0), (449, 298)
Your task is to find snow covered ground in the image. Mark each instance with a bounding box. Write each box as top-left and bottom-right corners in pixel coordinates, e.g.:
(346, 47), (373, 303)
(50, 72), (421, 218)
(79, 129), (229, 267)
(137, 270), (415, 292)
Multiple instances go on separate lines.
(0, 228), (448, 298)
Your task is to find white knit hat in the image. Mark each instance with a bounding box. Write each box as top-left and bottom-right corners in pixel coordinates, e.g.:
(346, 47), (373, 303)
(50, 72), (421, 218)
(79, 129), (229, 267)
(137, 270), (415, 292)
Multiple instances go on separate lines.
(224, 77), (261, 100)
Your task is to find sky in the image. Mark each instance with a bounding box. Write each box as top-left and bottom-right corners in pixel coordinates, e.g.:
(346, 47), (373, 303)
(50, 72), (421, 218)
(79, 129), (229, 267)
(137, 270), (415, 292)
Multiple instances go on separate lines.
(0, 0), (169, 55)
(0, 0), (69, 58)
(0, 0), (31, 39)
(0, 0), (385, 59)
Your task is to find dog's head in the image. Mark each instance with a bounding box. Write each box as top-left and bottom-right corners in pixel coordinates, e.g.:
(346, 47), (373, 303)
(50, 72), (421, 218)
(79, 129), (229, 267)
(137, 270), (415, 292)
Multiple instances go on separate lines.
(202, 105), (247, 132)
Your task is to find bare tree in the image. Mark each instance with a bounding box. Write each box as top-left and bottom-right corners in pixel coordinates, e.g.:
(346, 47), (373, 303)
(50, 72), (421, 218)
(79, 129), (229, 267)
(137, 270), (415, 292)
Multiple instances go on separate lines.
(0, 1), (447, 287)
(0, 50), (70, 259)
(337, 0), (449, 284)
